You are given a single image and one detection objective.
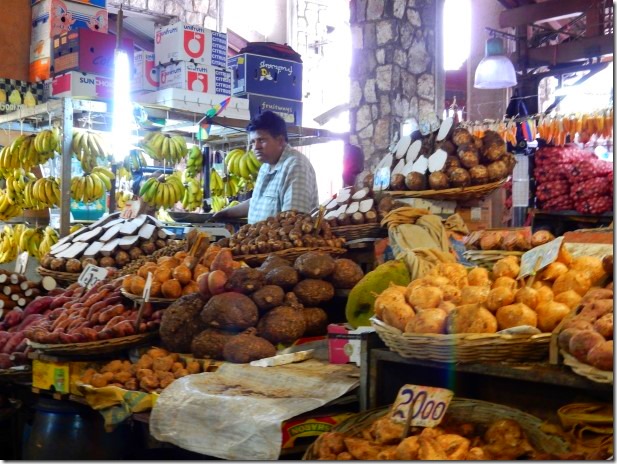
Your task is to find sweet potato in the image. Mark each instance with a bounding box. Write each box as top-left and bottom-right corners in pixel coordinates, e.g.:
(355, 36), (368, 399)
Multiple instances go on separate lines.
(103, 315), (126, 332)
(23, 296), (55, 316)
(568, 330), (605, 362)
(97, 304), (126, 324)
(3, 309), (23, 328)
(586, 340), (613, 371)
(2, 333), (25, 354)
(49, 295), (75, 311)
(0, 353), (12, 369)
(110, 320), (136, 338)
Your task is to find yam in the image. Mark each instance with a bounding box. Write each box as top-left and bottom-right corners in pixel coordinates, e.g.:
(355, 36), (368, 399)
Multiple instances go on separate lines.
(535, 301), (570, 332)
(568, 330), (605, 362)
(496, 303), (537, 330)
(586, 340), (613, 371)
(404, 308), (447, 334)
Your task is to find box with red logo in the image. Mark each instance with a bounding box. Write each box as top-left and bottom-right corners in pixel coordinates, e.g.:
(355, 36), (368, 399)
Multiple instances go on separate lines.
(51, 71), (113, 99)
(154, 22), (227, 67)
(327, 323), (374, 366)
(132, 51), (159, 92)
(52, 29), (134, 77)
(159, 61), (231, 95)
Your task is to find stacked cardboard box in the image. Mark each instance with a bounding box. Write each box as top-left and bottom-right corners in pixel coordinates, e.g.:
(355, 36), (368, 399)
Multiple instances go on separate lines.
(227, 53), (303, 126)
(153, 22), (231, 97)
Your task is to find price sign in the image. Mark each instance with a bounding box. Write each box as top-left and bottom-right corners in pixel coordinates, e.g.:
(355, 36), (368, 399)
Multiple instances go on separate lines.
(15, 252), (29, 275)
(518, 236), (564, 279)
(142, 272), (153, 303)
(390, 384), (454, 428)
(121, 199), (142, 219)
(77, 264), (109, 289)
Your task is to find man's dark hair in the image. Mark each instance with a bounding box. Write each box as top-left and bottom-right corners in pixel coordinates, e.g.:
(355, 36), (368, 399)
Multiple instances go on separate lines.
(246, 111), (289, 142)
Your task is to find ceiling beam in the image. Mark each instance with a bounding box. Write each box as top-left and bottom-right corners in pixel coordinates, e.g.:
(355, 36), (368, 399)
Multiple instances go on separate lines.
(527, 34), (613, 66)
(108, 16), (154, 52)
(499, 0), (592, 28)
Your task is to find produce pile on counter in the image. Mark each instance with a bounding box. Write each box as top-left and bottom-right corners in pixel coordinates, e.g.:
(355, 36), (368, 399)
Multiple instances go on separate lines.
(322, 187), (378, 227)
(39, 214), (177, 274)
(216, 210), (345, 256)
(372, 246), (609, 335)
(466, 229), (555, 252)
(557, 254), (613, 372)
(159, 251), (364, 363)
(534, 146), (613, 214)
(79, 347), (207, 393)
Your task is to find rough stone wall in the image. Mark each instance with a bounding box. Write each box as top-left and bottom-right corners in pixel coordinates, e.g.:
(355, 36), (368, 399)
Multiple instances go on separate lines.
(108, 0), (218, 30)
(349, 0), (437, 169)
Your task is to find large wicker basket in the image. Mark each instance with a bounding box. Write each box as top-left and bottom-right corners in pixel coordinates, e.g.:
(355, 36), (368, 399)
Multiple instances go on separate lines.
(371, 317), (551, 363)
(303, 398), (569, 459)
(27, 332), (157, 356)
(560, 350), (613, 384)
(387, 178), (507, 202)
(330, 223), (387, 241)
(36, 266), (79, 284)
(233, 246), (346, 266)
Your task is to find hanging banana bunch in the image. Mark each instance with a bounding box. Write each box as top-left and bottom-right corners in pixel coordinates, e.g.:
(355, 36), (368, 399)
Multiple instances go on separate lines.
(139, 171), (186, 209)
(186, 145), (203, 177)
(141, 132), (188, 164)
(224, 148), (262, 180)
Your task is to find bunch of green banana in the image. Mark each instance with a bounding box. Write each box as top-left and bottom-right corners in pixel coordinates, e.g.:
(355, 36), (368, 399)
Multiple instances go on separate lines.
(0, 190), (24, 221)
(210, 168), (224, 196)
(186, 146), (203, 177)
(30, 177), (61, 208)
(70, 166), (114, 203)
(182, 177), (204, 211)
(0, 225), (23, 263)
(224, 175), (241, 198)
(141, 132), (188, 164)
(225, 149), (261, 179)
(72, 130), (108, 173)
(139, 172), (186, 208)
(115, 190), (133, 210)
(123, 151), (148, 172)
(34, 127), (61, 164)
(210, 195), (228, 213)
(6, 168), (37, 207)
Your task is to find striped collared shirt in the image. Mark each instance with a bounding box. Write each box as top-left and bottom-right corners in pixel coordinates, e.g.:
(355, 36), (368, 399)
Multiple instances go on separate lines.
(248, 144), (318, 224)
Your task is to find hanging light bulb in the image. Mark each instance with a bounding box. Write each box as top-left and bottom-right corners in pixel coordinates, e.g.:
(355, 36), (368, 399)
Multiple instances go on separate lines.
(474, 37), (517, 89)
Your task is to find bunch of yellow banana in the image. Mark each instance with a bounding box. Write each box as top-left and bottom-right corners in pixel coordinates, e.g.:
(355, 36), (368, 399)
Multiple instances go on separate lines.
(225, 149), (261, 179)
(182, 176), (204, 211)
(115, 190), (133, 210)
(210, 195), (228, 213)
(70, 166), (114, 203)
(237, 176), (255, 193)
(210, 168), (224, 196)
(0, 190), (24, 221)
(141, 132), (188, 164)
(186, 146), (203, 177)
(123, 151), (148, 172)
(0, 135), (32, 170)
(30, 177), (61, 208)
(117, 166), (132, 181)
(38, 226), (59, 259)
(224, 175), (241, 198)
(156, 207), (177, 223)
(0, 225), (23, 263)
(5, 168), (37, 207)
(33, 127), (61, 164)
(19, 226), (58, 259)
(139, 172), (186, 208)
(72, 130), (108, 173)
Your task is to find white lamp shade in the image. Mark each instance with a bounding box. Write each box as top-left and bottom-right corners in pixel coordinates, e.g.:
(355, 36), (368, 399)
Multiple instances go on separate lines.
(474, 55), (517, 89)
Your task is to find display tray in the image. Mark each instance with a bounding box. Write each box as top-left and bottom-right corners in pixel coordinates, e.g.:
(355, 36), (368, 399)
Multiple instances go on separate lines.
(303, 397), (569, 459)
(387, 178), (507, 202)
(27, 332), (158, 356)
(560, 349), (613, 384)
(120, 289), (176, 304)
(233, 246), (347, 266)
(331, 223), (387, 241)
(168, 211), (214, 223)
(37, 266), (79, 284)
(371, 317), (551, 363)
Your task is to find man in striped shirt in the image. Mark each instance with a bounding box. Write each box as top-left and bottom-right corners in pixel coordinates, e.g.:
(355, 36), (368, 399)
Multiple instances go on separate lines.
(213, 111), (319, 224)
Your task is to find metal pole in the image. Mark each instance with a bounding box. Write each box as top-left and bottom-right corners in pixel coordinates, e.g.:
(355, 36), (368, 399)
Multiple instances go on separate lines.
(59, 98), (73, 237)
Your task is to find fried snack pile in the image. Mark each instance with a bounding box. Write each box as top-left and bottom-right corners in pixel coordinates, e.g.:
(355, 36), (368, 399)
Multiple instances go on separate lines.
(311, 414), (550, 460)
(79, 347), (204, 393)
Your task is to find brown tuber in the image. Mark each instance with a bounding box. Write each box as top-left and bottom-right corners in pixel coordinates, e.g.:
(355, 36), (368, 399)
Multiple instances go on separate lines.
(294, 252), (336, 279)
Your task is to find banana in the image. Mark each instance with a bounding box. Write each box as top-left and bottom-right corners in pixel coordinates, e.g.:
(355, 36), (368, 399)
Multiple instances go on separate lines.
(92, 171), (112, 191)
(92, 166), (115, 180)
(238, 153), (251, 179)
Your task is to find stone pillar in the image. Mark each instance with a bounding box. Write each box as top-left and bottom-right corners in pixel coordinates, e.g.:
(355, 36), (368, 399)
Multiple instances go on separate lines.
(349, 0), (438, 169)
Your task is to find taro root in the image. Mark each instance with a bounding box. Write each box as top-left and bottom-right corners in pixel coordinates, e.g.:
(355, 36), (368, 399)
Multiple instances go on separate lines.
(265, 265), (299, 290)
(458, 146), (480, 169)
(329, 259), (364, 289)
(257, 306), (307, 345)
(160, 293), (208, 352)
(302, 307), (329, 336)
(224, 268), (265, 294)
(251, 285), (286, 312)
(428, 172), (450, 190)
(448, 167), (471, 188)
(405, 172), (427, 191)
(293, 279), (335, 306)
(452, 128), (473, 147)
(469, 165), (490, 185)
(294, 252), (336, 279)
(487, 160), (509, 182)
(200, 292), (259, 330)
(191, 328), (236, 359)
(390, 173), (406, 190)
(222, 329), (276, 363)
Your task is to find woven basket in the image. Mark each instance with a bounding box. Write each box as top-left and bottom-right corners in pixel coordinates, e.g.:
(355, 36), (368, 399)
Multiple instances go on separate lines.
(331, 223), (387, 241)
(27, 332), (157, 356)
(387, 178), (507, 202)
(37, 266), (79, 284)
(560, 350), (613, 384)
(121, 289), (175, 305)
(371, 317), (551, 363)
(303, 398), (569, 459)
(233, 247), (347, 266)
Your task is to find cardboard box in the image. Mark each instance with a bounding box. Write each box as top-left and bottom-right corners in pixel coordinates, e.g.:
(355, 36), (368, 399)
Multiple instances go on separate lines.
(281, 412), (354, 450)
(159, 61), (231, 95)
(131, 51), (159, 92)
(32, 359), (90, 395)
(228, 53), (303, 100)
(0, 79), (47, 114)
(456, 199), (492, 232)
(247, 93), (303, 126)
(52, 29), (134, 77)
(32, 0), (106, 6)
(51, 71), (113, 99)
(327, 323), (374, 366)
(31, 0), (108, 42)
(154, 22), (227, 67)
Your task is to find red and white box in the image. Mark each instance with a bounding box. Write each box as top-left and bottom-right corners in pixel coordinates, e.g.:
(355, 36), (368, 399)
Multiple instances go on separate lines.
(159, 61), (231, 95)
(154, 22), (227, 67)
(327, 324), (374, 366)
(132, 51), (159, 92)
(51, 71), (113, 99)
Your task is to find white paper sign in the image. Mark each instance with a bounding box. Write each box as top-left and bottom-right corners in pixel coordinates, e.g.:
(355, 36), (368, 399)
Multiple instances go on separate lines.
(15, 252), (29, 275)
(390, 384), (454, 428)
(77, 264), (109, 289)
(518, 236), (564, 279)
